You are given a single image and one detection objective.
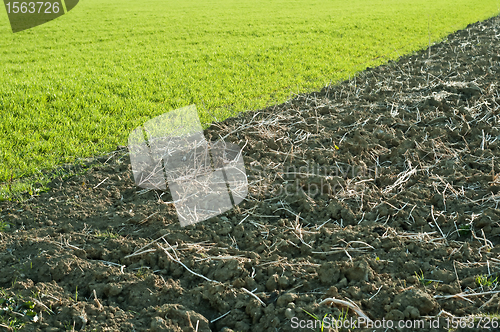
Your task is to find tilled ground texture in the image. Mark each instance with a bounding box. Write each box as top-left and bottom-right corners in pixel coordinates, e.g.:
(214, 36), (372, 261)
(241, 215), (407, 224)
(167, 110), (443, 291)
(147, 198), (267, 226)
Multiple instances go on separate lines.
(2, 14), (500, 332)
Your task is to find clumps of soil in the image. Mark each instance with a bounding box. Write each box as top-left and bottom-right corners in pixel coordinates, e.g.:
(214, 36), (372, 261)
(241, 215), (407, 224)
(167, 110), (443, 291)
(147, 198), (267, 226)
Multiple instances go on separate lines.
(1, 14), (500, 332)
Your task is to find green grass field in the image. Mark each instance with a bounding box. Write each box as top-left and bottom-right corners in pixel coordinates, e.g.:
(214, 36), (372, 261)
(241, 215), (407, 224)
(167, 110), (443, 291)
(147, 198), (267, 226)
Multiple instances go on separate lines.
(0, 0), (499, 199)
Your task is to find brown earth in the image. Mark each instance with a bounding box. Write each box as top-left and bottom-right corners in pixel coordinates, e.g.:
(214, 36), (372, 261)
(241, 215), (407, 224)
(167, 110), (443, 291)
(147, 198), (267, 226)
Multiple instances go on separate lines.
(1, 14), (500, 332)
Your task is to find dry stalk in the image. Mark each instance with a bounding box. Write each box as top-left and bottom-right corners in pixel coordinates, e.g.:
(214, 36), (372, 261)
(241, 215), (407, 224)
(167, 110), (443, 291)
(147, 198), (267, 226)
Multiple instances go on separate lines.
(93, 289), (103, 311)
(479, 293), (499, 309)
(124, 234), (168, 259)
(397, 229), (446, 244)
(422, 309), (455, 320)
(158, 241), (221, 284)
(124, 248), (157, 259)
(210, 310), (231, 323)
(31, 298), (54, 315)
(97, 260), (125, 274)
(241, 287), (266, 307)
(128, 239), (216, 259)
(368, 286), (383, 300)
(434, 290), (500, 300)
(93, 177), (108, 189)
(382, 161), (417, 194)
(285, 214), (317, 249)
(312, 240), (374, 261)
(138, 212), (158, 225)
(195, 255), (249, 263)
(319, 297), (373, 324)
(430, 205), (447, 242)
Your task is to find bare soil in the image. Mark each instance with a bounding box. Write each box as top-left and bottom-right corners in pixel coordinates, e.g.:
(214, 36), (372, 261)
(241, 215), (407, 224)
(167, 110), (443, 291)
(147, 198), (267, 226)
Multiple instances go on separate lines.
(1, 14), (500, 332)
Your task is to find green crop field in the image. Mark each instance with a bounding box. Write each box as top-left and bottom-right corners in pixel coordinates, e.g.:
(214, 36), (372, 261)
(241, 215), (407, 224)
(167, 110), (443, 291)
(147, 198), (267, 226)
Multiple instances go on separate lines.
(0, 0), (499, 199)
